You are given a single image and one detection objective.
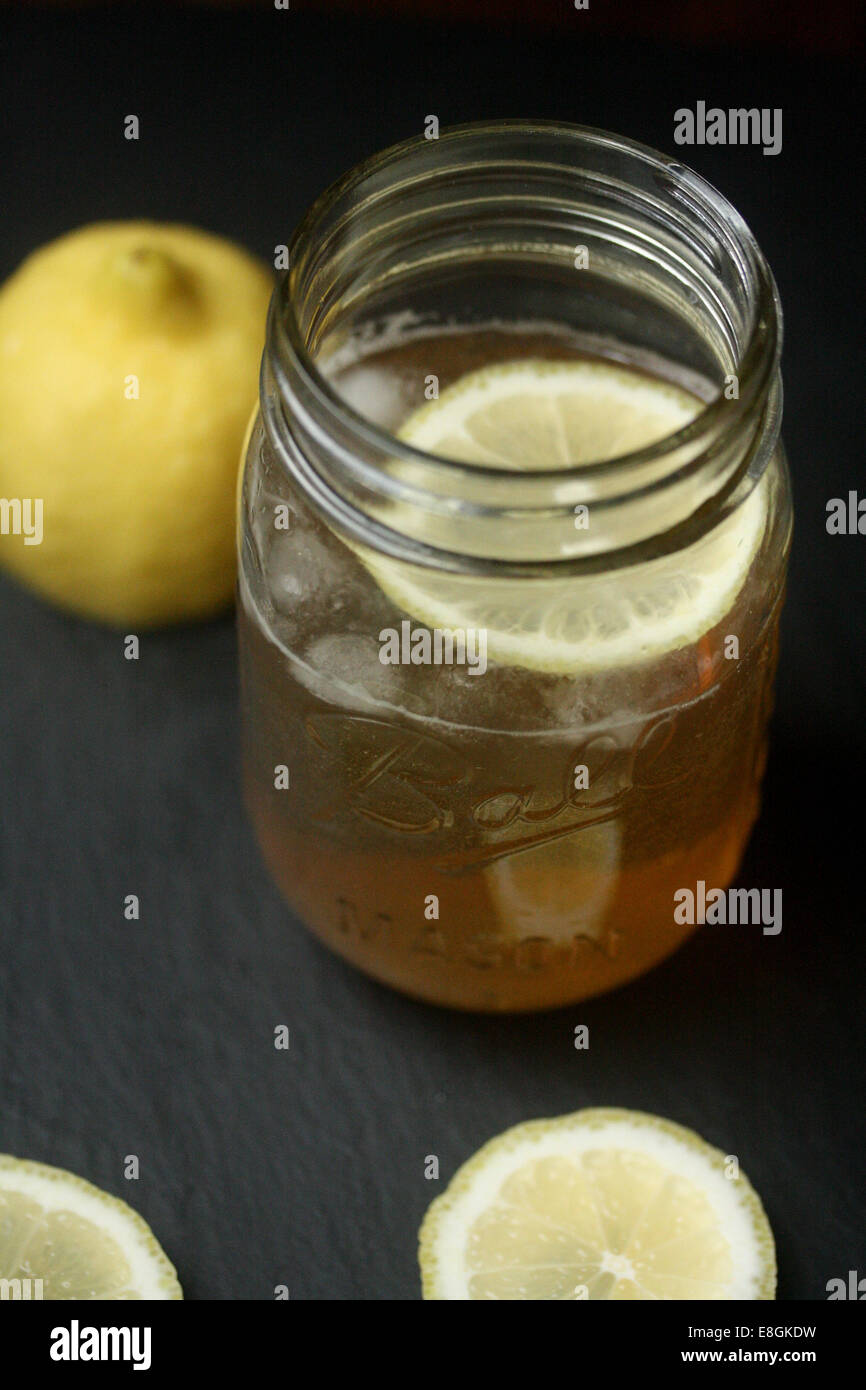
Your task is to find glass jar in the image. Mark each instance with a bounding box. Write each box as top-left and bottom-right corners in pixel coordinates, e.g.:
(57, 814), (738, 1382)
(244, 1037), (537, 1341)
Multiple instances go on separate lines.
(238, 122), (791, 1011)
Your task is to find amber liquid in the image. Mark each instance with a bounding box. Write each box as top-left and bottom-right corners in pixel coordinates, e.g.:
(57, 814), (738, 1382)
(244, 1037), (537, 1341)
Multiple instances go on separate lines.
(239, 327), (781, 1011)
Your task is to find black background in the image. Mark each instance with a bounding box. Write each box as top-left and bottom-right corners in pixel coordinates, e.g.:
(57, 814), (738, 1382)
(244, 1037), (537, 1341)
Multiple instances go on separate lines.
(0, 3), (864, 1301)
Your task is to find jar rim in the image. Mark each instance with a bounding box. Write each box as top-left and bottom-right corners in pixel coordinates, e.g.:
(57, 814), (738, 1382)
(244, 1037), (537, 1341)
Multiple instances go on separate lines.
(274, 118), (781, 488)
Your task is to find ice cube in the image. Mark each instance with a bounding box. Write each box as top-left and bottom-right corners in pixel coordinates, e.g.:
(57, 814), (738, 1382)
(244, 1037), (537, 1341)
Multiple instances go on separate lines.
(303, 632), (411, 711)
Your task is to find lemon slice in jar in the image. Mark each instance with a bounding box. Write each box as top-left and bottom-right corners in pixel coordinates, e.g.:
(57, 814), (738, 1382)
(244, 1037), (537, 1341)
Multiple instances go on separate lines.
(354, 359), (765, 675)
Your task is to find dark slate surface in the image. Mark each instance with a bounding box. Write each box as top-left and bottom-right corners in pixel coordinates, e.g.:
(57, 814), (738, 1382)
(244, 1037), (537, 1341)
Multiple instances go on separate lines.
(0, 6), (863, 1300)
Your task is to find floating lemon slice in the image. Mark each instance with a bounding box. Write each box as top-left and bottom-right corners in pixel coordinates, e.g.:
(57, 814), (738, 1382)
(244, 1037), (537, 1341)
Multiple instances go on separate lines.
(485, 818), (621, 945)
(0, 1155), (182, 1299)
(419, 1109), (776, 1300)
(356, 360), (766, 675)
(400, 358), (699, 466)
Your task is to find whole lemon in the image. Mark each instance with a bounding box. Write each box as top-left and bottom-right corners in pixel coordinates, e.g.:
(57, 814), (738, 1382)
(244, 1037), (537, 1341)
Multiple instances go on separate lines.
(0, 222), (272, 625)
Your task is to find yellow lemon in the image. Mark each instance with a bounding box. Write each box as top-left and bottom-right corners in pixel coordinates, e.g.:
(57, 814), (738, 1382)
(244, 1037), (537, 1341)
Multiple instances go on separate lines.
(0, 221), (272, 625)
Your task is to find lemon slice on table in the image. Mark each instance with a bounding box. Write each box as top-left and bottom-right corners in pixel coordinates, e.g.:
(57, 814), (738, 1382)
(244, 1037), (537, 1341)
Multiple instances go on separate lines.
(419, 1109), (776, 1300)
(356, 360), (765, 675)
(0, 1155), (182, 1299)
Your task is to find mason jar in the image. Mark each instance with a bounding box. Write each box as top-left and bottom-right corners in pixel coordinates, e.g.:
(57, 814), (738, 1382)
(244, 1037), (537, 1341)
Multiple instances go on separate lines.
(237, 121), (791, 1011)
